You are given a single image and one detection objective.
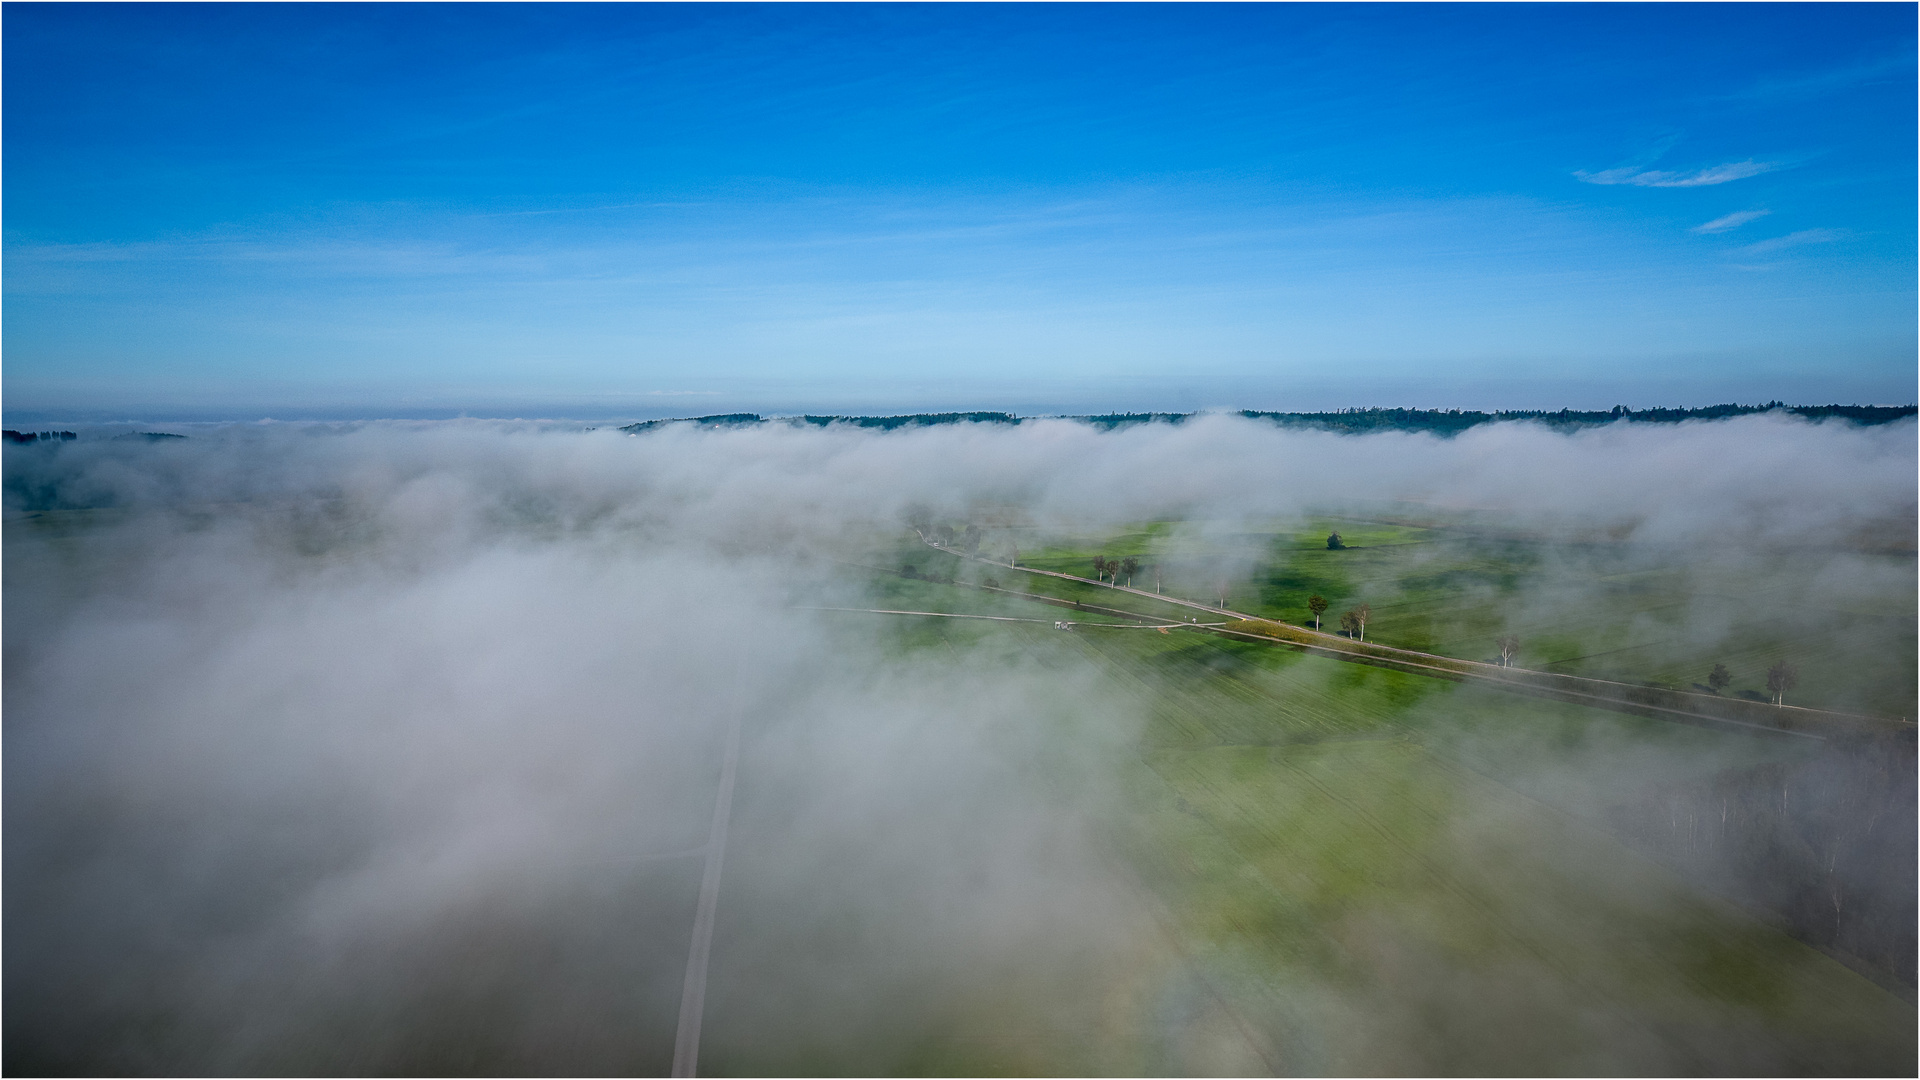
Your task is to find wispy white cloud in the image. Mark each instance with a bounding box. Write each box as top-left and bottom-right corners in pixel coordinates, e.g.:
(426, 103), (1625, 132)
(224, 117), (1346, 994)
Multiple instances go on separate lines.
(1691, 210), (1771, 234)
(1576, 160), (1782, 188)
(1723, 54), (1915, 104)
(1738, 228), (1844, 256)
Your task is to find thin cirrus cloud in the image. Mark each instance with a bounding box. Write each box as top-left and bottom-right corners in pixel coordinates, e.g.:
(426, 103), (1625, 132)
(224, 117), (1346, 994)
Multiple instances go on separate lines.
(1724, 53), (1916, 103)
(1738, 228), (1844, 256)
(1692, 209), (1771, 234)
(1575, 159), (1782, 188)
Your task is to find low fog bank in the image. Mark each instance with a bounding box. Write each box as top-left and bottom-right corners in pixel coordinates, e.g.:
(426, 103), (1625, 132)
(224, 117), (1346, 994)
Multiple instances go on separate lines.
(5, 412), (1915, 550)
(5, 415), (1914, 1073)
(6, 521), (1143, 1073)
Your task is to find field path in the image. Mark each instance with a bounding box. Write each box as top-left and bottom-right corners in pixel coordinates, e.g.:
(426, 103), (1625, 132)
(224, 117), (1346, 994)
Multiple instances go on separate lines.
(671, 714), (742, 1078)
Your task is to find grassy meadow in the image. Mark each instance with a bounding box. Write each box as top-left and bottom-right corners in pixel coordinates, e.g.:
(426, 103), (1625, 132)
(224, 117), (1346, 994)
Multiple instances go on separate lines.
(9, 500), (1910, 1075)
(765, 524), (1917, 1075)
(970, 514), (1917, 719)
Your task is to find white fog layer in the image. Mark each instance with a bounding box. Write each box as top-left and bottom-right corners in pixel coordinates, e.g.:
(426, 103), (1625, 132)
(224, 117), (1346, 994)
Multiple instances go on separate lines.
(5, 415), (1914, 1074)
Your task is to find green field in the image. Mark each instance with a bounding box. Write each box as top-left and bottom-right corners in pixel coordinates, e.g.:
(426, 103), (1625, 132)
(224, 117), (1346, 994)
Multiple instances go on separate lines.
(755, 529), (1918, 1075)
(917, 514), (1917, 719)
(1099, 628), (1906, 1074)
(10, 504), (1911, 1075)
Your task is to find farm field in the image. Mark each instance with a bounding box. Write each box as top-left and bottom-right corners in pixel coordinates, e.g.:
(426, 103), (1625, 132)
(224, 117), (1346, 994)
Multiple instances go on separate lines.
(908, 513), (1917, 720)
(7, 493), (1911, 1075)
(701, 602), (1913, 1075)
(1090, 628), (1910, 1073)
(723, 524), (1918, 1075)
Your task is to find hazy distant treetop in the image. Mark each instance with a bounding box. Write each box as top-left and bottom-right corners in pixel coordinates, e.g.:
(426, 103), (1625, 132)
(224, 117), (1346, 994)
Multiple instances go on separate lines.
(616, 404), (1916, 437)
(1236, 403), (1916, 435)
(618, 414), (763, 433)
(798, 412), (1021, 431)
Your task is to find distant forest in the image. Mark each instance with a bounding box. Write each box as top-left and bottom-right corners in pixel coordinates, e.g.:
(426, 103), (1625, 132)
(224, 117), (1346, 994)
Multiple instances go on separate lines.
(3, 430), (183, 444)
(619, 403), (1916, 436)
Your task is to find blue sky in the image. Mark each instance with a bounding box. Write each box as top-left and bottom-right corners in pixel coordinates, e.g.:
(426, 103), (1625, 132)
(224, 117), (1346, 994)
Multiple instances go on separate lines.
(4, 3), (1914, 420)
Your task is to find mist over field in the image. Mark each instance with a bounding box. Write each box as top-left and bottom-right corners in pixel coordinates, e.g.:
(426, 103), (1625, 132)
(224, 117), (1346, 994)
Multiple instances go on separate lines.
(6, 414), (1915, 1074)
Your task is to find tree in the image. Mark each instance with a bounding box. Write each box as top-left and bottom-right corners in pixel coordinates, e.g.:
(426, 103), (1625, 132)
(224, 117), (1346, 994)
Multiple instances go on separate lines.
(1215, 579), (1230, 608)
(1307, 594), (1328, 630)
(1091, 555), (1108, 581)
(1326, 532), (1345, 550)
(1340, 610), (1359, 638)
(1707, 663), (1731, 693)
(1497, 634), (1520, 667)
(1153, 563), (1162, 593)
(1007, 543), (1020, 568)
(1353, 603), (1370, 641)
(1766, 660), (1800, 706)
(1120, 556), (1139, 587)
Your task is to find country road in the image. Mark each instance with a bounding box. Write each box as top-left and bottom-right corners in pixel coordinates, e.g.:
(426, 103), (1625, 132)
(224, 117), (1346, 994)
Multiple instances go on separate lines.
(804, 606), (1229, 630)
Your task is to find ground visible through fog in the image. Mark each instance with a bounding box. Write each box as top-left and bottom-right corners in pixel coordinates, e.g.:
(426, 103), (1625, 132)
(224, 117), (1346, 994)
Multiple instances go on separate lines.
(5, 416), (1914, 1075)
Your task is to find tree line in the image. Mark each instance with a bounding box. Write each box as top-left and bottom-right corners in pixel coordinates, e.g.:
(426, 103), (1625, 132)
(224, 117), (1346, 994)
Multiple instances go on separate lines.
(618, 403), (1916, 436)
